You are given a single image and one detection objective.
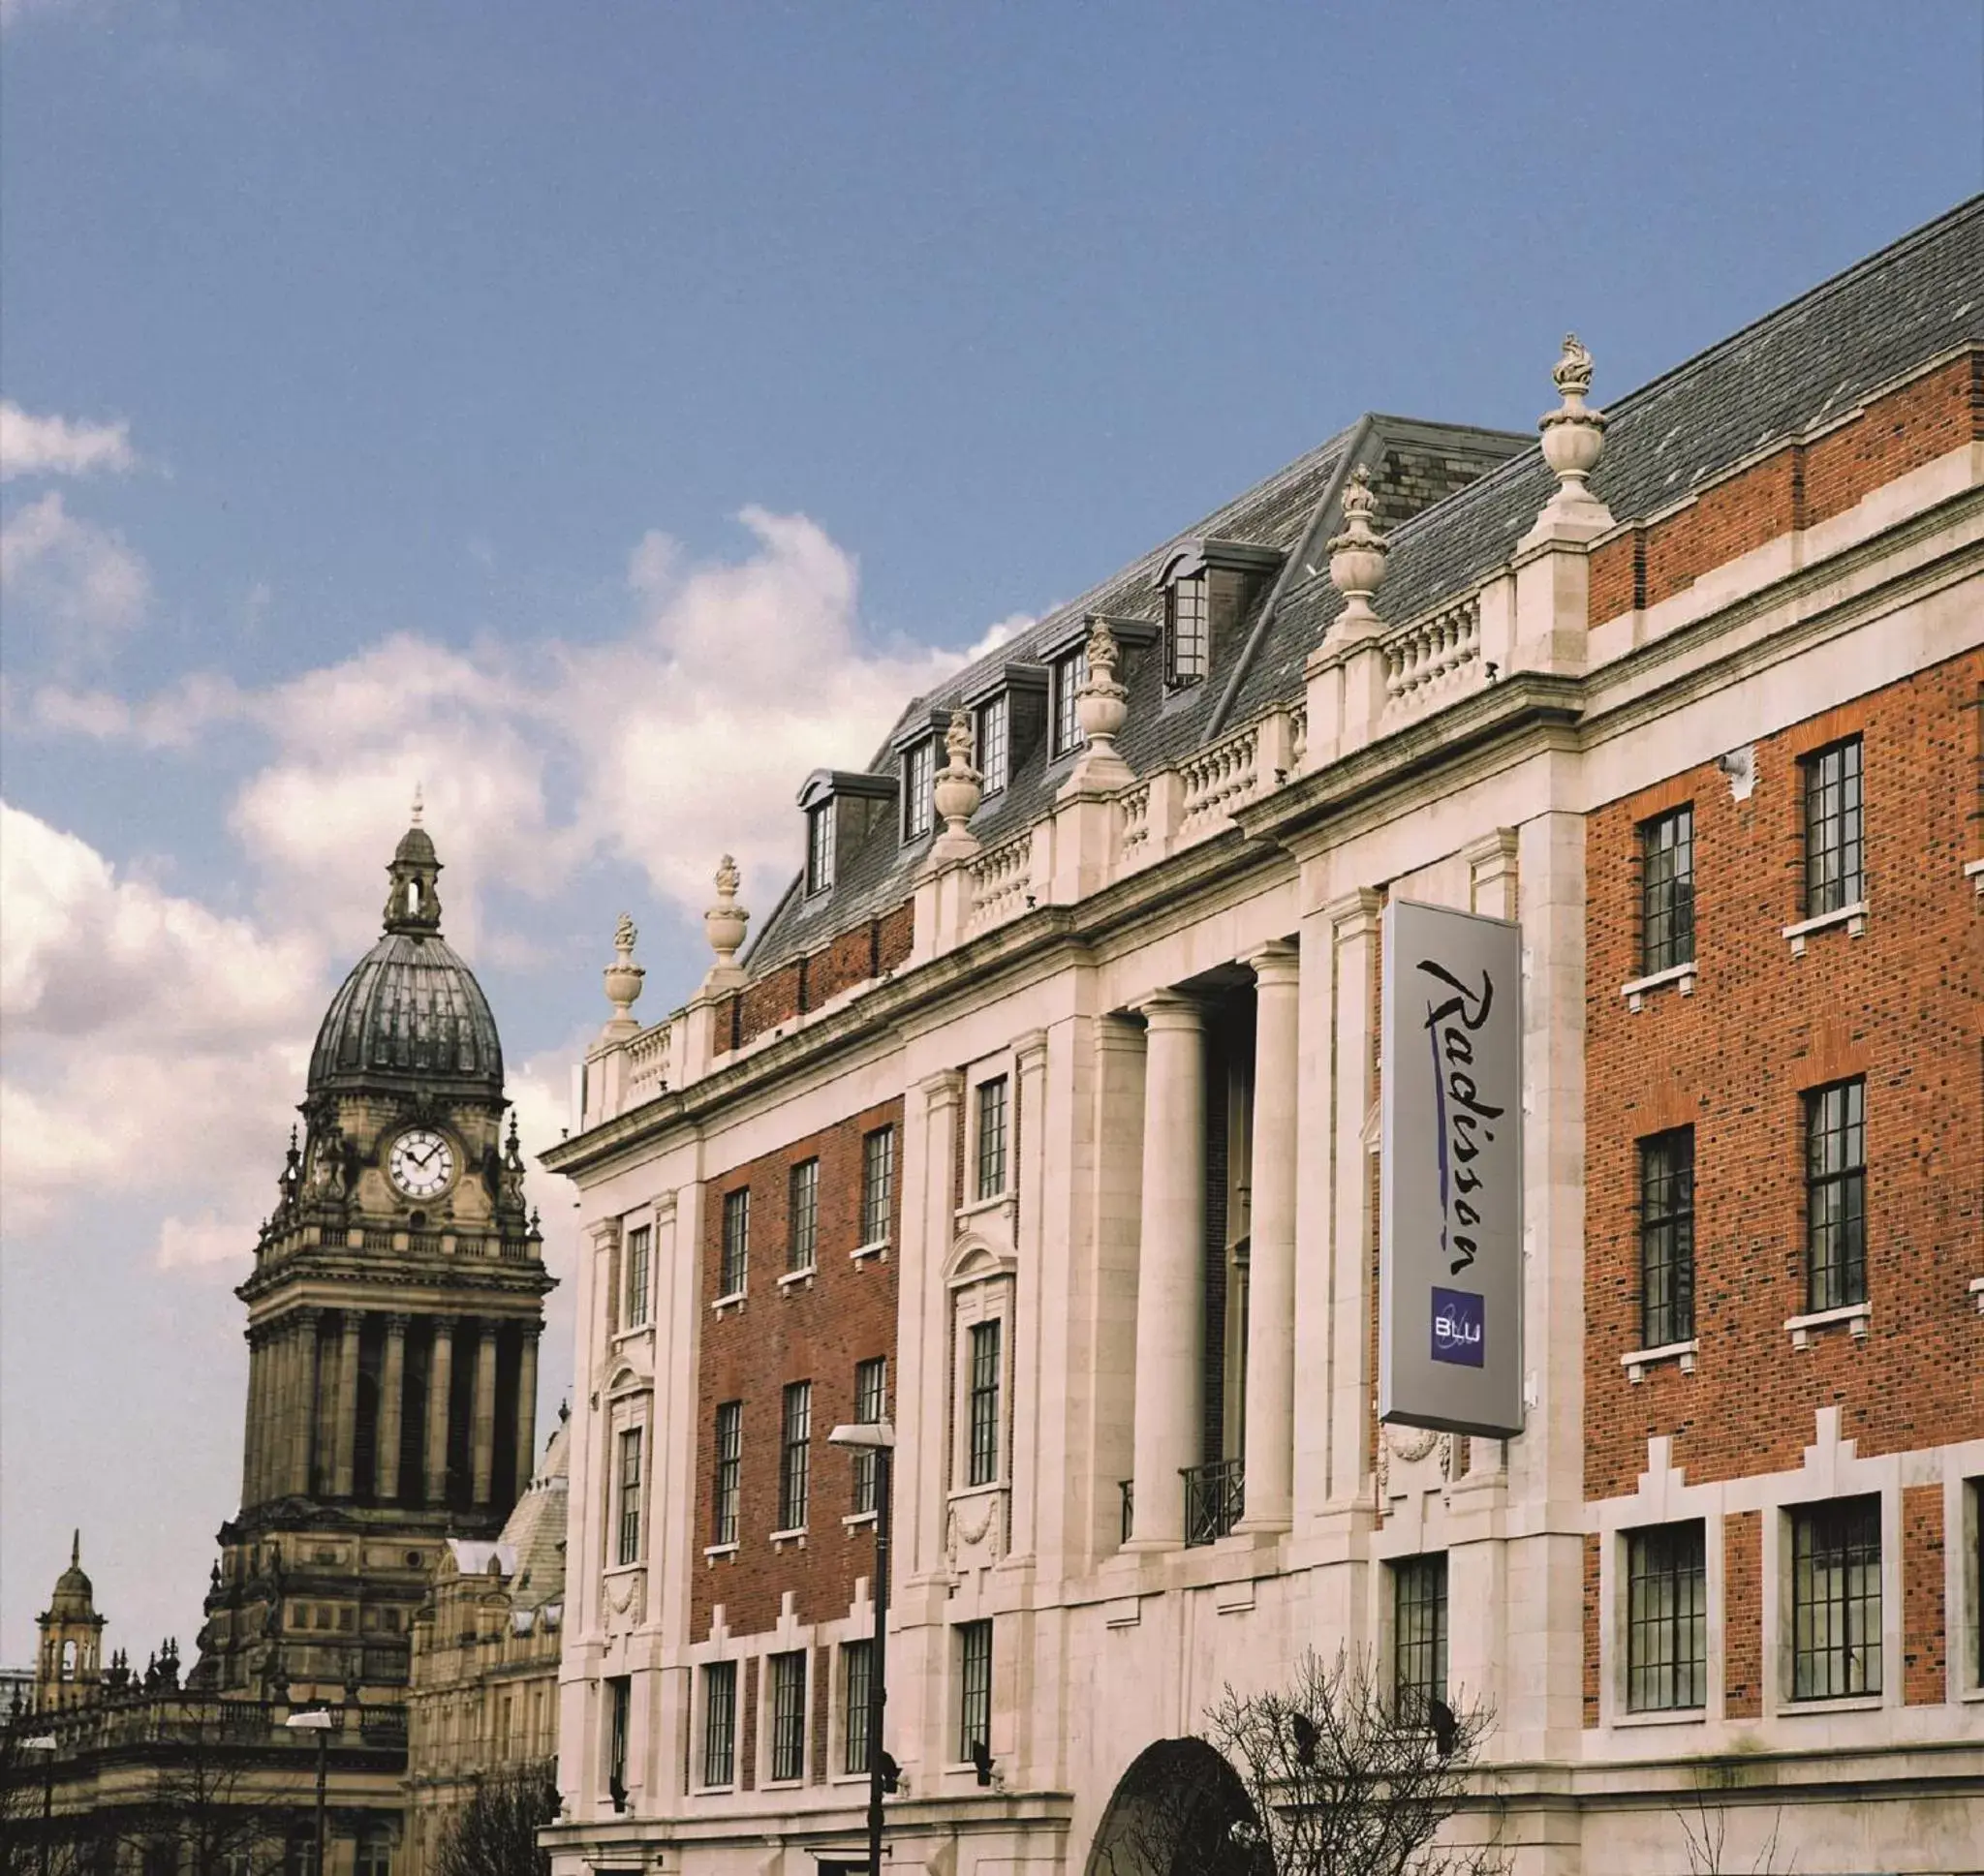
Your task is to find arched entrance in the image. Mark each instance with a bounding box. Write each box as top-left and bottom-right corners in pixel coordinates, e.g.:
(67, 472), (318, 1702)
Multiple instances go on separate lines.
(1083, 1738), (1266, 1876)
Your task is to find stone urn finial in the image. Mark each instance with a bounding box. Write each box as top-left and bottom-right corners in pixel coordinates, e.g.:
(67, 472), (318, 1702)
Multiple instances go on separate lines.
(1076, 618), (1129, 753)
(704, 855), (750, 972)
(602, 913), (645, 1035)
(928, 709), (984, 865)
(1327, 464), (1389, 637)
(1539, 333), (1606, 490)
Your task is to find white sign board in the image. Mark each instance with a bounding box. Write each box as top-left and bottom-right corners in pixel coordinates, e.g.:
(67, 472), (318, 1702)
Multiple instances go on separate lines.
(1379, 898), (1525, 1439)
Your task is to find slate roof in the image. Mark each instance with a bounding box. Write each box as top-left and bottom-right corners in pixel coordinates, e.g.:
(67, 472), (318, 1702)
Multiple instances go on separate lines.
(749, 196), (1984, 972)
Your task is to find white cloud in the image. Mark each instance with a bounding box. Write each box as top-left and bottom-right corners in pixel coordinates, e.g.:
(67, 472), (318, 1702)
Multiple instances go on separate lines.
(0, 402), (138, 480)
(0, 490), (151, 646)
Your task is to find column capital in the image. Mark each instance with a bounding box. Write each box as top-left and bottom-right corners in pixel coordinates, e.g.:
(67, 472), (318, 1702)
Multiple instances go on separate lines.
(428, 1312), (460, 1337)
(1095, 1011), (1147, 1056)
(587, 1218), (622, 1254)
(920, 1067), (966, 1112)
(1132, 988), (1204, 1032)
(651, 1189), (679, 1224)
(1011, 1029), (1049, 1073)
(1323, 886), (1383, 938)
(383, 1311), (413, 1337)
(291, 1306), (325, 1331)
(1243, 939), (1301, 989)
(518, 1319), (543, 1345)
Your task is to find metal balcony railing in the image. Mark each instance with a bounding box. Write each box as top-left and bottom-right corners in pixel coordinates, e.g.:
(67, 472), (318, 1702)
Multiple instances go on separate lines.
(1182, 1458), (1245, 1547)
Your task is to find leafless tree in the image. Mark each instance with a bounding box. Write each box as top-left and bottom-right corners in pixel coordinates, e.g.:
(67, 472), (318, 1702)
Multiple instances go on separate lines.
(431, 1762), (557, 1876)
(126, 1702), (292, 1876)
(1672, 1763), (1790, 1876)
(0, 1723), (104, 1876)
(1201, 1647), (1502, 1876)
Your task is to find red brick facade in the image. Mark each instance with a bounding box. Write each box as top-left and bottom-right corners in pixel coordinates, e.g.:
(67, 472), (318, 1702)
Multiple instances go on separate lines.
(716, 902), (916, 1054)
(1583, 650), (1984, 1502)
(1723, 1511), (1763, 1719)
(692, 1096), (905, 1643)
(1903, 1483), (1947, 1707)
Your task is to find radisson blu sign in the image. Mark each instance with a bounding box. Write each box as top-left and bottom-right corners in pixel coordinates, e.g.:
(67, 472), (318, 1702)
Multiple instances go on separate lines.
(1378, 898), (1525, 1439)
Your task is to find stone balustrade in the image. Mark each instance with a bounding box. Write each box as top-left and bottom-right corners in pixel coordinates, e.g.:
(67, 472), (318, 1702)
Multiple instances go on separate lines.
(1381, 593), (1483, 721)
(623, 1019), (673, 1106)
(965, 827), (1037, 935)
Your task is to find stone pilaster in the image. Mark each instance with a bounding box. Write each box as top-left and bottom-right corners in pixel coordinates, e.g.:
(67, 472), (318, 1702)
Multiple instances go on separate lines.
(290, 1309), (323, 1499)
(904, 1069), (964, 1584)
(1003, 1028), (1050, 1568)
(1124, 992), (1205, 1553)
(1238, 941), (1300, 1532)
(471, 1322), (499, 1504)
(426, 1316), (456, 1505)
(514, 1326), (541, 1493)
(332, 1310), (363, 1498)
(377, 1313), (410, 1502)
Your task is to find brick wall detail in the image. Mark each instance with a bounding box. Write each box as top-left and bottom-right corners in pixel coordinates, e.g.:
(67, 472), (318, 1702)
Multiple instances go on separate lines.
(693, 1097), (905, 1643)
(716, 903), (916, 1054)
(1724, 1511), (1762, 1720)
(1583, 1533), (1601, 1727)
(1584, 653), (1984, 1502)
(1903, 1483), (1946, 1706)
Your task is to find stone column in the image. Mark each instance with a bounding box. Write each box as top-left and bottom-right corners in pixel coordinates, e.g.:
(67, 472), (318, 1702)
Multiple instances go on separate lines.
(1239, 941), (1300, 1532)
(513, 1327), (541, 1493)
(240, 1330), (264, 1506)
(1325, 891), (1381, 1507)
(1125, 992), (1205, 1553)
(1004, 1029), (1050, 1569)
(471, 1324), (499, 1505)
(426, 1317), (456, 1505)
(377, 1314), (410, 1503)
(332, 1311), (363, 1498)
(290, 1310), (323, 1499)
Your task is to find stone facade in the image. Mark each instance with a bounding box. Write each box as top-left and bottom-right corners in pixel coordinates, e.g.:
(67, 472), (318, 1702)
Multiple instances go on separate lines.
(542, 202), (1984, 1876)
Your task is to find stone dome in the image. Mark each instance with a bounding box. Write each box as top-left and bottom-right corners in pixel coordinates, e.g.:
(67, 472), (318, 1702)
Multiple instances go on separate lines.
(306, 819), (505, 1095)
(47, 1532), (96, 1615)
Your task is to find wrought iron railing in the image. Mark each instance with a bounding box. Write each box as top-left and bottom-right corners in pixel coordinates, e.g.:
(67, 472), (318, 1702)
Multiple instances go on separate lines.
(1182, 1458), (1245, 1547)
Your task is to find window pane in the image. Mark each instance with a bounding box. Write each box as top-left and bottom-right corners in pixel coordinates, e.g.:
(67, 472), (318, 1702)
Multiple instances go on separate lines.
(1806, 1079), (1867, 1311)
(1639, 807), (1695, 973)
(844, 1639), (874, 1775)
(957, 1620), (993, 1761)
(1804, 738), (1864, 916)
(788, 1159), (819, 1272)
(968, 1319), (1003, 1488)
(1626, 1522), (1707, 1711)
(607, 1676), (630, 1791)
(1167, 575), (1209, 685)
(1392, 1554), (1448, 1722)
(978, 695), (1009, 796)
(976, 1077), (1008, 1201)
(770, 1651), (807, 1781)
(721, 1188), (750, 1297)
(852, 1357), (886, 1514)
(617, 1427), (642, 1566)
(1053, 650), (1087, 757)
(713, 1401), (741, 1546)
(625, 1225), (651, 1329)
(807, 804), (836, 894)
(1792, 1496), (1881, 1699)
(861, 1127), (895, 1246)
(904, 741), (934, 842)
(1639, 1130), (1695, 1348)
(702, 1662), (736, 1787)
(780, 1380), (812, 1530)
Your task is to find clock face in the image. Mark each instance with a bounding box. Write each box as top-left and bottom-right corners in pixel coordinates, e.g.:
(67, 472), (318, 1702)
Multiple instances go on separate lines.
(388, 1127), (455, 1200)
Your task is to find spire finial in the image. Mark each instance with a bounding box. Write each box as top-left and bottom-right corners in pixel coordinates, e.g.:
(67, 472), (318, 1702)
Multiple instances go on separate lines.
(72, 1529), (80, 1567)
(410, 783), (424, 828)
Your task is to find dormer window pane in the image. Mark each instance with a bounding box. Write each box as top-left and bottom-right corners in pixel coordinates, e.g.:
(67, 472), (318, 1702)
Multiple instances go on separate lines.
(1052, 649), (1087, 758)
(903, 740), (935, 842)
(978, 695), (1009, 796)
(806, 803), (835, 894)
(1166, 574), (1209, 686)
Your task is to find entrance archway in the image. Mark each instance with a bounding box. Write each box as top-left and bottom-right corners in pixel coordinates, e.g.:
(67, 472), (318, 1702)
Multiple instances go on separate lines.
(1083, 1738), (1266, 1876)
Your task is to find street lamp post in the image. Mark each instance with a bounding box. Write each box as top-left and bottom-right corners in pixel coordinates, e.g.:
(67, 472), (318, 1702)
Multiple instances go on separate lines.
(21, 1737), (56, 1876)
(284, 1707), (335, 1876)
(826, 1418), (895, 1876)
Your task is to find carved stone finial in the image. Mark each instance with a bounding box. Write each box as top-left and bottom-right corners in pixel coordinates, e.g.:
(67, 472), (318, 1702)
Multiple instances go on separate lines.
(1327, 464), (1390, 638)
(1076, 619), (1128, 750)
(704, 856), (750, 972)
(927, 709), (984, 866)
(1526, 331), (1614, 547)
(410, 783), (424, 828)
(601, 913), (645, 1034)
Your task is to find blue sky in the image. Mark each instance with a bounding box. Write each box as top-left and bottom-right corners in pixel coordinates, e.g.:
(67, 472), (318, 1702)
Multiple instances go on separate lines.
(2, 0), (1979, 1666)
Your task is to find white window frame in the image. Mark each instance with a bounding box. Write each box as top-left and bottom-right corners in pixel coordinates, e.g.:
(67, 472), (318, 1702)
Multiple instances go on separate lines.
(902, 738), (936, 843)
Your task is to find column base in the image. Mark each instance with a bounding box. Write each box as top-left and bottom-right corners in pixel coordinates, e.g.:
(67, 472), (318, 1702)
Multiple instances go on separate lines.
(1119, 1534), (1183, 1556)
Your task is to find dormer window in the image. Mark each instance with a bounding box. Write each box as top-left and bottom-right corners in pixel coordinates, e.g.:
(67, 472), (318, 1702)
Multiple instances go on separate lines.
(1051, 646), (1087, 758)
(902, 739), (935, 843)
(977, 693), (1009, 796)
(1165, 572), (1209, 686)
(806, 803), (835, 895)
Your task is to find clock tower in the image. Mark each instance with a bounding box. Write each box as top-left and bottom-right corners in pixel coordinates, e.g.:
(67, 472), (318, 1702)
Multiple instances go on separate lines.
(193, 814), (553, 1703)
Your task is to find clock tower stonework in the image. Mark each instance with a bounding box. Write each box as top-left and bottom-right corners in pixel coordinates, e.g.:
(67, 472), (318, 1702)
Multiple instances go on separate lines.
(195, 817), (553, 1703)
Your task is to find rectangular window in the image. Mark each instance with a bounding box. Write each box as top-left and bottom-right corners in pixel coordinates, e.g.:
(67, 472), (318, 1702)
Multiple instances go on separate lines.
(903, 739), (935, 842)
(701, 1661), (737, 1787)
(1803, 737), (1864, 916)
(779, 1380), (812, 1530)
(1627, 1522), (1708, 1711)
(1792, 1495), (1882, 1699)
(860, 1126), (895, 1247)
(806, 802), (835, 895)
(843, 1639), (874, 1776)
(1052, 648), (1087, 757)
(788, 1159), (820, 1273)
(852, 1356), (887, 1515)
(768, 1650), (807, 1782)
(623, 1223), (651, 1330)
(1166, 574), (1209, 686)
(355, 1835), (390, 1876)
(977, 693), (1009, 796)
(1639, 1129), (1694, 1348)
(606, 1676), (630, 1797)
(1806, 1078), (1867, 1311)
(1639, 806), (1694, 973)
(720, 1187), (750, 1297)
(967, 1319), (1003, 1488)
(616, 1426), (643, 1567)
(975, 1076), (1009, 1201)
(956, 1620), (993, 1762)
(1392, 1553), (1449, 1723)
(712, 1401), (742, 1546)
